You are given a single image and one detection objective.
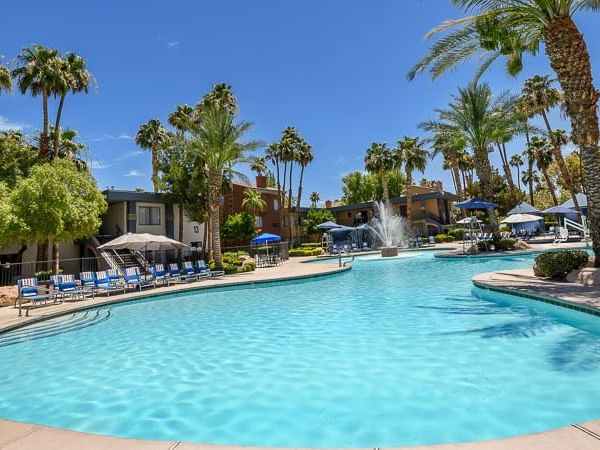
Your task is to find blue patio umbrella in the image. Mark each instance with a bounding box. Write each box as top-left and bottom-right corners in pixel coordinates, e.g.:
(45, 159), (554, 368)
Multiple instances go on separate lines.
(542, 206), (581, 215)
(251, 232), (282, 245)
(317, 221), (342, 230)
(455, 198), (498, 209)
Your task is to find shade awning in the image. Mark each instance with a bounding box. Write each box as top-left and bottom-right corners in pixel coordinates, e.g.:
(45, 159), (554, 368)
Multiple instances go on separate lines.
(507, 202), (541, 216)
(500, 213), (545, 224)
(251, 233), (281, 245)
(560, 193), (587, 209)
(98, 233), (188, 251)
(455, 198), (497, 209)
(317, 221), (342, 230)
(542, 206), (581, 215)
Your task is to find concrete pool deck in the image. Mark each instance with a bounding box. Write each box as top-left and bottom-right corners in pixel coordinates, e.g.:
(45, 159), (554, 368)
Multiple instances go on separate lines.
(2, 248), (600, 449)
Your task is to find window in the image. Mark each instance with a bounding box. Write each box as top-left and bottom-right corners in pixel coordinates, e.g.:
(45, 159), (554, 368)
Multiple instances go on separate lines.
(273, 199), (279, 211)
(255, 216), (263, 228)
(138, 206), (161, 225)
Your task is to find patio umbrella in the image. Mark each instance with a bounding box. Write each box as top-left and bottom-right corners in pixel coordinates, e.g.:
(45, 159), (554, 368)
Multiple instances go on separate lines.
(507, 202), (541, 216)
(250, 233), (282, 262)
(98, 233), (188, 251)
(542, 206), (581, 215)
(455, 198), (498, 210)
(500, 213), (544, 224)
(317, 221), (342, 230)
(456, 217), (482, 225)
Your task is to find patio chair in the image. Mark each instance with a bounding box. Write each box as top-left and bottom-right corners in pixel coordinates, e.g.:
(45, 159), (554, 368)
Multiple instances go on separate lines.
(51, 274), (90, 301)
(196, 260), (224, 278)
(167, 263), (185, 283)
(124, 267), (155, 291)
(553, 227), (569, 245)
(429, 235), (436, 245)
(17, 277), (53, 307)
(94, 270), (126, 296)
(351, 243), (358, 252)
(151, 264), (169, 285)
(80, 272), (96, 290)
(106, 269), (124, 286)
(361, 242), (370, 251)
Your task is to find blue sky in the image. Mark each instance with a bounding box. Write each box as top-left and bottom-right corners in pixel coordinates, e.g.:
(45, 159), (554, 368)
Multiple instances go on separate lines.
(2, 1), (599, 203)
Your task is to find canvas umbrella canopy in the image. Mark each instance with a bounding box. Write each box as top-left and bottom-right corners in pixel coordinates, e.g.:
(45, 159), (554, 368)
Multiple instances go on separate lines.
(542, 206), (581, 215)
(456, 217), (482, 225)
(317, 221), (342, 230)
(500, 214), (544, 224)
(507, 202), (541, 216)
(98, 233), (188, 251)
(455, 198), (497, 210)
(250, 233), (281, 245)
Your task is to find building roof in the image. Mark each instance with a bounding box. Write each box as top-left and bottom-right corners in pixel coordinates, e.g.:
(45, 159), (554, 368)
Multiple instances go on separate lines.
(103, 189), (169, 203)
(507, 201), (541, 215)
(560, 193), (587, 209)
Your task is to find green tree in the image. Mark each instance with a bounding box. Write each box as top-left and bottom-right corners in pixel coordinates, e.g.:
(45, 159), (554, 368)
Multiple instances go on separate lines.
(168, 104), (195, 135)
(304, 208), (336, 237)
(427, 130), (467, 200)
(8, 159), (107, 273)
(310, 191), (320, 208)
(222, 212), (256, 243)
(408, 0), (600, 265)
(242, 188), (266, 220)
(528, 136), (558, 206)
(0, 131), (37, 188)
(12, 45), (62, 159)
(364, 142), (395, 204)
(0, 59), (11, 93)
(521, 75), (580, 210)
(187, 101), (260, 267)
(295, 140), (314, 244)
(397, 136), (429, 226)
(0, 183), (13, 241)
(249, 156), (268, 176)
(509, 154), (524, 192)
(52, 52), (93, 155)
(135, 119), (170, 193)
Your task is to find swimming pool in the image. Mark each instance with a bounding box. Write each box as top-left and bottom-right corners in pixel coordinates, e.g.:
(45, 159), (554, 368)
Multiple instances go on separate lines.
(1, 252), (600, 448)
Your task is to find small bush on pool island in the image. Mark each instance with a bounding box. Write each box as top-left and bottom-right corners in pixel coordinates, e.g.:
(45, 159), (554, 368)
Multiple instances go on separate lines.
(534, 250), (590, 279)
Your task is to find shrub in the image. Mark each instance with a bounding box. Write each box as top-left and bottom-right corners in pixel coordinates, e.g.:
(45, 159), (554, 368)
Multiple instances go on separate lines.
(477, 241), (491, 251)
(448, 228), (465, 240)
(498, 238), (517, 251)
(289, 249), (311, 257)
(223, 263), (238, 275)
(301, 243), (321, 249)
(443, 235), (455, 243)
(434, 234), (447, 243)
(534, 250), (589, 279)
(242, 261), (256, 272)
(311, 248), (324, 256)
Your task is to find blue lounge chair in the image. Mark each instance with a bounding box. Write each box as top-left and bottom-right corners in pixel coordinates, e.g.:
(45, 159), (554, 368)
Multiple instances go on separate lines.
(196, 260), (224, 278)
(106, 269), (124, 286)
(182, 261), (205, 281)
(51, 274), (90, 301)
(17, 277), (52, 306)
(151, 264), (169, 285)
(124, 267), (155, 291)
(94, 270), (126, 296)
(167, 263), (184, 283)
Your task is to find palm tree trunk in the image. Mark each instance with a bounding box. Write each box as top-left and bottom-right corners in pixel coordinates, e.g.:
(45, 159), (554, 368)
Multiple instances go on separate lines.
(544, 16), (600, 265)
(178, 204), (184, 259)
(274, 159), (283, 235)
(514, 165), (521, 191)
(53, 94), (66, 156)
(40, 92), (50, 159)
(541, 167), (559, 206)
(499, 143), (515, 188)
(36, 240), (48, 272)
(473, 148), (493, 200)
(381, 170), (390, 204)
(151, 145), (159, 192)
(541, 110), (581, 212)
(288, 163), (294, 246)
(296, 165), (305, 246)
(451, 164), (466, 218)
(281, 161), (288, 240)
(208, 170), (223, 267)
(527, 159), (535, 206)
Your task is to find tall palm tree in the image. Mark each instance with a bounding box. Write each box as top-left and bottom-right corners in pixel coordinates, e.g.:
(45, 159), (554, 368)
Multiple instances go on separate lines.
(242, 188), (267, 226)
(196, 82), (238, 116)
(428, 130), (467, 200)
(279, 127), (304, 243)
(12, 45), (62, 159)
(168, 104), (194, 135)
(529, 136), (558, 205)
(408, 0), (600, 264)
(310, 191), (320, 208)
(135, 119), (170, 192)
(420, 83), (504, 202)
(510, 154), (524, 192)
(364, 142), (395, 204)
(397, 136), (429, 226)
(521, 75), (580, 210)
(249, 156), (268, 176)
(52, 52), (93, 154)
(187, 104), (260, 267)
(265, 142), (283, 229)
(295, 141), (314, 244)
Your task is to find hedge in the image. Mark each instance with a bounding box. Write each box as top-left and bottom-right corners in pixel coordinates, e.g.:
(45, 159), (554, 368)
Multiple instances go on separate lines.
(534, 250), (589, 279)
(301, 243), (321, 249)
(289, 248), (323, 257)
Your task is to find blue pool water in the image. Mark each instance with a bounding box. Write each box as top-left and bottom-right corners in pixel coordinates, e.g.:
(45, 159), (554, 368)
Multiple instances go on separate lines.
(1, 252), (600, 447)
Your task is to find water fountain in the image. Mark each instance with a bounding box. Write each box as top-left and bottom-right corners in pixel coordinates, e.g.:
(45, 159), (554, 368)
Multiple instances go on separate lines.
(368, 201), (406, 257)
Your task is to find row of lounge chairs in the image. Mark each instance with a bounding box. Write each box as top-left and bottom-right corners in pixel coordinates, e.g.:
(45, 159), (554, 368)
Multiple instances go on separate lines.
(16, 261), (225, 314)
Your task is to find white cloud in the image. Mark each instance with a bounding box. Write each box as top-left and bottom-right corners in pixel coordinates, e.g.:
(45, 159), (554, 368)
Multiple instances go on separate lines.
(0, 116), (29, 131)
(90, 160), (110, 169)
(334, 155), (347, 166)
(117, 133), (133, 140)
(86, 133), (134, 143)
(167, 41), (180, 48)
(125, 170), (145, 177)
(116, 150), (144, 161)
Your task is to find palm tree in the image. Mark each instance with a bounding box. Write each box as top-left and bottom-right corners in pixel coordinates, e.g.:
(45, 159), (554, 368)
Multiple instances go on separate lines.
(408, 0), (600, 264)
(12, 45), (62, 159)
(187, 104), (260, 267)
(265, 142), (283, 229)
(420, 83), (503, 202)
(510, 154), (524, 192)
(168, 104), (194, 135)
(279, 127), (304, 243)
(249, 156), (268, 176)
(196, 82), (238, 116)
(0, 60), (11, 93)
(52, 52), (93, 155)
(428, 130), (467, 200)
(364, 142), (395, 204)
(529, 136), (558, 206)
(521, 75), (580, 210)
(295, 141), (314, 244)
(242, 188), (267, 225)
(135, 119), (170, 192)
(310, 191), (320, 207)
(397, 136), (429, 227)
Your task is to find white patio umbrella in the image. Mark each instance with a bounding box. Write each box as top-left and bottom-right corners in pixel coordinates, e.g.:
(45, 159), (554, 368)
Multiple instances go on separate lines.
(456, 217), (482, 224)
(500, 213), (544, 224)
(97, 233), (188, 251)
